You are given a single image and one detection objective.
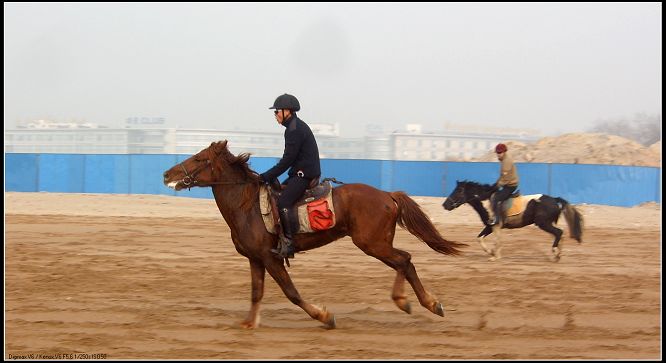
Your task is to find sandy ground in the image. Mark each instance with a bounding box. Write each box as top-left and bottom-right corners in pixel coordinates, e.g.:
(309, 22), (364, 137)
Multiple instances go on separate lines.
(4, 192), (662, 360)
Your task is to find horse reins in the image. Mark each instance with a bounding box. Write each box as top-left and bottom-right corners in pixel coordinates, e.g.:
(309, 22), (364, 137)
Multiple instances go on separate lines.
(178, 159), (252, 190)
(177, 154), (340, 191)
(448, 186), (484, 209)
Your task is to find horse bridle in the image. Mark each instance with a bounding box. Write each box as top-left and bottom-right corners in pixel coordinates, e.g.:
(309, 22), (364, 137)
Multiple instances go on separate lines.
(178, 159), (209, 189)
(448, 186), (482, 209)
(447, 194), (465, 209)
(178, 156), (253, 190)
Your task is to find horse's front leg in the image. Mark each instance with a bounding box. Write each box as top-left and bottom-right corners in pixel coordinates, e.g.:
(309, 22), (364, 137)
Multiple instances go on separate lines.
(240, 259), (265, 329)
(264, 258), (336, 329)
(488, 225), (503, 261)
(477, 226), (493, 256)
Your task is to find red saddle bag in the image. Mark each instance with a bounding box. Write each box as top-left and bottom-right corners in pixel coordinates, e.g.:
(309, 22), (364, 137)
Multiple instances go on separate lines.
(307, 199), (334, 231)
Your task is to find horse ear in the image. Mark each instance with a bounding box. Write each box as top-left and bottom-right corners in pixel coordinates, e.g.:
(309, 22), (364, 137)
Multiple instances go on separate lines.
(210, 140), (228, 154)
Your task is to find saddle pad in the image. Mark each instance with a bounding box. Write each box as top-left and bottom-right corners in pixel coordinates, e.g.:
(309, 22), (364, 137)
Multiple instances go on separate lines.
(505, 194), (542, 216)
(259, 185), (336, 234)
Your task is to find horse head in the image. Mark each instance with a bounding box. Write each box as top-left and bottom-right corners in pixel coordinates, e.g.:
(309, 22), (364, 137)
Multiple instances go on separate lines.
(442, 180), (468, 210)
(163, 140), (258, 191)
(442, 180), (495, 211)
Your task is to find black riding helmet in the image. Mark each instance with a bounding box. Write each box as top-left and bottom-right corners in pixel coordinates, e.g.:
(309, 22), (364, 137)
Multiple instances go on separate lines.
(269, 93), (300, 112)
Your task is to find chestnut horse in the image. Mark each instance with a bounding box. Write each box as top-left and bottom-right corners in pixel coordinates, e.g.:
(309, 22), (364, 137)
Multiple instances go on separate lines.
(163, 140), (465, 329)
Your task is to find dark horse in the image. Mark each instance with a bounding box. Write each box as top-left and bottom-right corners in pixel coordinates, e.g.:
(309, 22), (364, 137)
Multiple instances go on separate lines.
(163, 141), (465, 329)
(442, 180), (583, 262)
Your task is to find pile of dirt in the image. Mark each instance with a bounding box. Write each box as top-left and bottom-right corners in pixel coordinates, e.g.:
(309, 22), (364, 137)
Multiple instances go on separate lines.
(472, 133), (661, 167)
(648, 140), (661, 155)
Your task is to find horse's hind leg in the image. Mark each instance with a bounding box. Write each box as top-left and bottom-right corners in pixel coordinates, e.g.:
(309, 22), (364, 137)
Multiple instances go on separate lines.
(535, 219), (563, 262)
(240, 259), (265, 329)
(402, 256), (445, 316)
(358, 241), (444, 317)
(263, 258), (336, 329)
(392, 271), (411, 314)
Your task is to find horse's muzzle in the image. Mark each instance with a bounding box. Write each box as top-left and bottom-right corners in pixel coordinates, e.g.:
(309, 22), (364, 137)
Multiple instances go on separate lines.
(442, 201), (457, 211)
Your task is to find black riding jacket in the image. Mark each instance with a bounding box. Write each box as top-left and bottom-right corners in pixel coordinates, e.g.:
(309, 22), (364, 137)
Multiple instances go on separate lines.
(261, 114), (321, 181)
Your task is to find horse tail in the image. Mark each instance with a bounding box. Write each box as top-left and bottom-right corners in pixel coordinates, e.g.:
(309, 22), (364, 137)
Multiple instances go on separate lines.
(556, 197), (584, 243)
(390, 191), (466, 255)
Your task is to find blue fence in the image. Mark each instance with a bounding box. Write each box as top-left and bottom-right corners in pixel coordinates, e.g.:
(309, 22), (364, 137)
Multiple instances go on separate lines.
(4, 153), (661, 207)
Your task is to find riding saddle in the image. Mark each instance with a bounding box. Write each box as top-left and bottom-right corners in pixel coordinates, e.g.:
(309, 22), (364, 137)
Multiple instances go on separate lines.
(259, 179), (336, 234)
(492, 192), (543, 220)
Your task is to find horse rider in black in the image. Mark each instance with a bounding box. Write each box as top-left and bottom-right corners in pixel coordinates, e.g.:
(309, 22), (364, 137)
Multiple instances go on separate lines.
(489, 143), (519, 226)
(260, 94), (321, 259)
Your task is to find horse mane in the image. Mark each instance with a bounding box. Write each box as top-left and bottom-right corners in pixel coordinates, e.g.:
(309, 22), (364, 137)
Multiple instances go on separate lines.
(211, 141), (262, 212)
(458, 180), (494, 191)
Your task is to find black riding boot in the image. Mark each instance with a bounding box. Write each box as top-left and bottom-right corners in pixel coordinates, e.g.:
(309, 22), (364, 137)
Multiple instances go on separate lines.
(272, 207), (297, 259)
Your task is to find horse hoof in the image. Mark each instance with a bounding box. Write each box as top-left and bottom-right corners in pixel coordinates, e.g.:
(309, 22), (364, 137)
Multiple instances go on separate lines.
(394, 298), (412, 314)
(434, 302), (445, 317)
(324, 315), (336, 329)
(239, 320), (257, 329)
(398, 302), (412, 314)
(551, 248), (561, 262)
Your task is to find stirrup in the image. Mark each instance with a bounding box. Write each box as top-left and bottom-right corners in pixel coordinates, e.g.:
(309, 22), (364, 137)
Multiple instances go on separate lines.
(271, 249), (295, 259)
(270, 247), (295, 259)
(272, 236), (295, 259)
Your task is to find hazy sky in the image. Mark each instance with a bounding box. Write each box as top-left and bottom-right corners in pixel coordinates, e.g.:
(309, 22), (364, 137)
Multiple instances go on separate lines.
(4, 2), (662, 137)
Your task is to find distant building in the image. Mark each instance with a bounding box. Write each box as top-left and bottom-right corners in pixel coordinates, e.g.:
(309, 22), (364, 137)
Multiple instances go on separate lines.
(389, 131), (537, 161)
(4, 120), (541, 160)
(18, 119), (101, 129)
(389, 123), (540, 161)
(309, 123), (340, 137)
